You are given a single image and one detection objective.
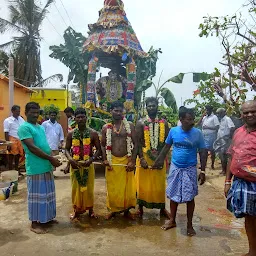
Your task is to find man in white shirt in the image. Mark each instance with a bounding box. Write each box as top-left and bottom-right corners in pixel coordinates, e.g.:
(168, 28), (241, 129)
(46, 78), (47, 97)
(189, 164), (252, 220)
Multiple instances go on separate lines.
(213, 108), (235, 175)
(4, 105), (25, 172)
(201, 105), (220, 169)
(42, 111), (64, 156)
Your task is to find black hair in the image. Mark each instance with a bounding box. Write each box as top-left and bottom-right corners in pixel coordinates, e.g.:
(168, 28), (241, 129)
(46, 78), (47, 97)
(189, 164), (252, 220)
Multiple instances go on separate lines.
(25, 102), (40, 113)
(205, 105), (213, 111)
(145, 97), (158, 106)
(179, 107), (195, 119)
(11, 105), (20, 111)
(110, 100), (124, 110)
(64, 107), (74, 114)
(49, 110), (58, 115)
(74, 107), (86, 117)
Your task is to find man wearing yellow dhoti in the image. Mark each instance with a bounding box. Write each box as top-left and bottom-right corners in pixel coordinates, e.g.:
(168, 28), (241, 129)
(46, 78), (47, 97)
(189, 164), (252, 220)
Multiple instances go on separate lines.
(135, 97), (170, 218)
(65, 108), (101, 220)
(101, 101), (137, 220)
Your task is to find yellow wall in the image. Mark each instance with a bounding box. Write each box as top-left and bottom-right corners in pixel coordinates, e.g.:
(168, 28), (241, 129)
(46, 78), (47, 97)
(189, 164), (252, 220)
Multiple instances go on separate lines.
(0, 79), (32, 139)
(30, 89), (71, 110)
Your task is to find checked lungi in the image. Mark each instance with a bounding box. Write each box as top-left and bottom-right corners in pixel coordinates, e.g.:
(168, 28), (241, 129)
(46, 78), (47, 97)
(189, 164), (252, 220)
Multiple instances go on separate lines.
(27, 172), (56, 223)
(227, 177), (256, 218)
(166, 163), (198, 203)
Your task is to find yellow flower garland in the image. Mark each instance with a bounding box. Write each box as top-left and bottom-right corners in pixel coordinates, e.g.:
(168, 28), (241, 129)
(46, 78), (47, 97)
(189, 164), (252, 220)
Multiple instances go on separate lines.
(159, 121), (165, 143)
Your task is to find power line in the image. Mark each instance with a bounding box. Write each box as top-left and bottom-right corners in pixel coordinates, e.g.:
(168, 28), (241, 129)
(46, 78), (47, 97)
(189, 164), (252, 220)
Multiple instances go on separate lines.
(58, 0), (75, 28)
(53, 1), (69, 27)
(46, 17), (63, 39)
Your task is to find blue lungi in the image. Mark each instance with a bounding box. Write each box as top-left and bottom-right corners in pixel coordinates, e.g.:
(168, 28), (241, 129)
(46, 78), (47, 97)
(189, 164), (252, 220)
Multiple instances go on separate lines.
(166, 163), (198, 203)
(203, 133), (217, 151)
(27, 172), (56, 223)
(227, 177), (256, 218)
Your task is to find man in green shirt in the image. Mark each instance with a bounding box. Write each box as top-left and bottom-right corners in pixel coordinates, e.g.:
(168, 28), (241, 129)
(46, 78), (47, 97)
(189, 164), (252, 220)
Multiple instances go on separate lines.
(18, 102), (61, 234)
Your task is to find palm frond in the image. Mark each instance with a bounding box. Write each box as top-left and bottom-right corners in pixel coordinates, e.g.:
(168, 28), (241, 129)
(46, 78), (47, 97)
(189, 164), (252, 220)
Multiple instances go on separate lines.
(0, 40), (16, 50)
(37, 0), (54, 26)
(34, 74), (64, 87)
(0, 17), (24, 34)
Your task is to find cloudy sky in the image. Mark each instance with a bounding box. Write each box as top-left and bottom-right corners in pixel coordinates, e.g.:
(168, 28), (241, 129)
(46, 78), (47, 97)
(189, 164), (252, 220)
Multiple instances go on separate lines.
(0, 0), (246, 105)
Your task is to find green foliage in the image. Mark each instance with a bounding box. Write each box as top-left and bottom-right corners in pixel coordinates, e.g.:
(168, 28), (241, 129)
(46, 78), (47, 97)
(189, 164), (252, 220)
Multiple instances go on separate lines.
(159, 88), (177, 113)
(43, 104), (60, 120)
(158, 105), (178, 127)
(0, 0), (55, 86)
(49, 27), (90, 104)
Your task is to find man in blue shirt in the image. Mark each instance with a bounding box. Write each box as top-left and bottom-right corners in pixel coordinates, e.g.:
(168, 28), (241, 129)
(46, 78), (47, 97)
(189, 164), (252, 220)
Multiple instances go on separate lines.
(153, 108), (207, 236)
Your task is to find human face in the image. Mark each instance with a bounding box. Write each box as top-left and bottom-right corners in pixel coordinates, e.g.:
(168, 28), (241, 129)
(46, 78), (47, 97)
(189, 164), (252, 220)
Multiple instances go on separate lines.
(49, 113), (57, 123)
(181, 113), (195, 131)
(241, 102), (256, 127)
(206, 108), (212, 116)
(146, 101), (158, 118)
(75, 113), (87, 127)
(111, 107), (123, 121)
(26, 108), (40, 124)
(12, 108), (20, 118)
(217, 110), (225, 120)
(65, 111), (72, 118)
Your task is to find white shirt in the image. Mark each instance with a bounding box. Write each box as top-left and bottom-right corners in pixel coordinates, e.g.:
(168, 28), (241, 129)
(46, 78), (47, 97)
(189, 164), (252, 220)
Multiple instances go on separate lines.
(4, 116), (25, 139)
(202, 114), (220, 135)
(217, 115), (235, 138)
(42, 120), (64, 150)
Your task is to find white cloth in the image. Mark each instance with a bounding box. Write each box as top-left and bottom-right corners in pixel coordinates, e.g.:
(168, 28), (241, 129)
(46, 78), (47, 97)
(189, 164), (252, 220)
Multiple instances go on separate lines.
(177, 120), (182, 127)
(202, 114), (220, 135)
(217, 115), (235, 138)
(4, 116), (25, 139)
(42, 120), (64, 150)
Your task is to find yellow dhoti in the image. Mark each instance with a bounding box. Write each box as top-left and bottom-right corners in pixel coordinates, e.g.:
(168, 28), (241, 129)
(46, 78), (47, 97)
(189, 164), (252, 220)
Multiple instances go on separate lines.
(106, 155), (136, 213)
(70, 164), (94, 213)
(136, 153), (166, 209)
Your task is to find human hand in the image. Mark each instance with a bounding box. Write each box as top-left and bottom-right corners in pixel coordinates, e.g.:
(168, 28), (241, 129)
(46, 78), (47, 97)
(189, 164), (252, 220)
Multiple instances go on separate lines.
(69, 159), (80, 169)
(103, 160), (112, 171)
(140, 158), (148, 169)
(152, 160), (164, 170)
(224, 184), (231, 198)
(83, 159), (93, 168)
(127, 161), (135, 172)
(50, 157), (61, 168)
(198, 172), (206, 185)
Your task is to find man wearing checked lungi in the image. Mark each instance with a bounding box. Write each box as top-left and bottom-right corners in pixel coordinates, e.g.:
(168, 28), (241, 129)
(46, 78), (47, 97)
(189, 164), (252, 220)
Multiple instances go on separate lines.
(153, 107), (207, 236)
(18, 102), (61, 234)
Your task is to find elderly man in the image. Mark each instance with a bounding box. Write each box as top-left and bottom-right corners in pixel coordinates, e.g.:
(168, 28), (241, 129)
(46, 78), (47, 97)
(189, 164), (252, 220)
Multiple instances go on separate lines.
(225, 100), (256, 256)
(214, 108), (235, 175)
(4, 105), (25, 173)
(201, 105), (219, 169)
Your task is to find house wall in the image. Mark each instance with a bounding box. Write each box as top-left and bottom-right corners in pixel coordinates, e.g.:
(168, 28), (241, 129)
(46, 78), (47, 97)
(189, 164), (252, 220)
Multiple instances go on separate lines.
(0, 79), (31, 139)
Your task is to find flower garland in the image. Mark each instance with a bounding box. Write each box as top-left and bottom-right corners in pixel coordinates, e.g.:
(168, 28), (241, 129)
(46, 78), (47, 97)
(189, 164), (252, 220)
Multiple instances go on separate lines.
(143, 118), (165, 161)
(72, 128), (91, 191)
(106, 118), (133, 165)
(72, 128), (91, 161)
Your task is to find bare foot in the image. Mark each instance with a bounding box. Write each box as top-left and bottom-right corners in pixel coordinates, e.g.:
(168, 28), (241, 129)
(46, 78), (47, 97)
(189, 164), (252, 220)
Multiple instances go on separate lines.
(124, 211), (136, 220)
(105, 212), (116, 220)
(160, 209), (171, 219)
(219, 171), (226, 176)
(136, 208), (143, 218)
(30, 223), (47, 234)
(70, 212), (80, 221)
(47, 219), (59, 225)
(187, 226), (196, 236)
(161, 220), (177, 231)
(89, 210), (98, 219)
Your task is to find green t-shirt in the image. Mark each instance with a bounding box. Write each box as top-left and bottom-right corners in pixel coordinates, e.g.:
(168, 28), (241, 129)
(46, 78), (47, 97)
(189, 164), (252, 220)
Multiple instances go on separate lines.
(18, 122), (52, 176)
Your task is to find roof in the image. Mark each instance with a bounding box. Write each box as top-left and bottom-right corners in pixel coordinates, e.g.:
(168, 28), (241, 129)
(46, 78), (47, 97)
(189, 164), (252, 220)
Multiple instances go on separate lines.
(31, 87), (67, 91)
(0, 74), (35, 93)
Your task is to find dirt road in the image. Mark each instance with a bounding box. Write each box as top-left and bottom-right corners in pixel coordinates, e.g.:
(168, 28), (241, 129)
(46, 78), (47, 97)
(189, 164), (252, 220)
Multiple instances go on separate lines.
(0, 166), (247, 256)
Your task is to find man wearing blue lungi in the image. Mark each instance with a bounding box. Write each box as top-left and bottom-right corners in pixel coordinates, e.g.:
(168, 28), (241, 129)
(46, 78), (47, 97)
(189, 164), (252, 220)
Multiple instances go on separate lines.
(153, 107), (207, 236)
(18, 102), (61, 234)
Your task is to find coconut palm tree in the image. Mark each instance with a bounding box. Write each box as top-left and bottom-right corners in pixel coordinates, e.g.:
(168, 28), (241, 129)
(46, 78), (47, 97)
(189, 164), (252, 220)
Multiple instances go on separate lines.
(0, 0), (60, 87)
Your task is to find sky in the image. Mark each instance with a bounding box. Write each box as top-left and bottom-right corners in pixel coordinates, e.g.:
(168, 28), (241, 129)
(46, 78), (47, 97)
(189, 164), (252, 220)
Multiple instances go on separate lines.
(0, 0), (247, 106)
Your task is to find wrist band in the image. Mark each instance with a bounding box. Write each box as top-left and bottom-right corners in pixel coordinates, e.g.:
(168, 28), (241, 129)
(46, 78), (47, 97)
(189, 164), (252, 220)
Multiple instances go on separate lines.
(225, 179), (232, 182)
(225, 182), (232, 185)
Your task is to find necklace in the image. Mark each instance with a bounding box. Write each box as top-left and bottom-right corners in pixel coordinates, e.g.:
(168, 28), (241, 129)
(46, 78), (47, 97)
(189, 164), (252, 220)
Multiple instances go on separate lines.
(113, 121), (123, 135)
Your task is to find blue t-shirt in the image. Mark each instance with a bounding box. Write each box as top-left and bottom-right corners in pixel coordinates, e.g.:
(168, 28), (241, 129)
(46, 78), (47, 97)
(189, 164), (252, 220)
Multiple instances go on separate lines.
(18, 122), (52, 176)
(165, 126), (206, 168)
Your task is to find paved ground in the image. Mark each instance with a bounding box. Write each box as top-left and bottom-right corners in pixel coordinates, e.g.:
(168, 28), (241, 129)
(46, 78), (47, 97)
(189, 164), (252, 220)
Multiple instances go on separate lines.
(0, 162), (248, 256)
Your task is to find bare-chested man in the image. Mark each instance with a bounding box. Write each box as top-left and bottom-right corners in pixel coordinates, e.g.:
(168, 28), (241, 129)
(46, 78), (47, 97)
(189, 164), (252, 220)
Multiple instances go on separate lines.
(101, 101), (137, 220)
(65, 108), (101, 220)
(135, 97), (170, 218)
